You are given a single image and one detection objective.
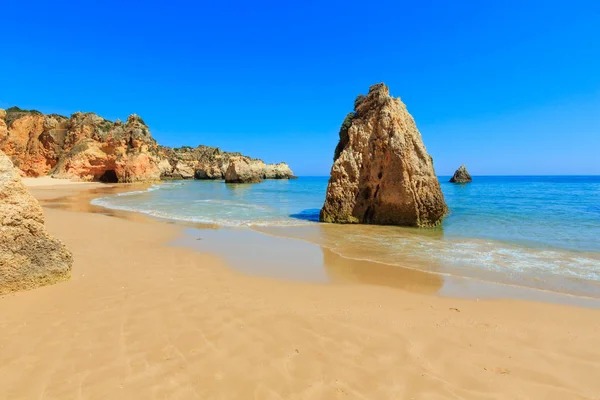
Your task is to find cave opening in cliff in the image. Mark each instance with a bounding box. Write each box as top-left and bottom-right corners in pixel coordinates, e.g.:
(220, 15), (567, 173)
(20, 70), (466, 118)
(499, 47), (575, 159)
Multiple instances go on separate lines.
(99, 170), (118, 183)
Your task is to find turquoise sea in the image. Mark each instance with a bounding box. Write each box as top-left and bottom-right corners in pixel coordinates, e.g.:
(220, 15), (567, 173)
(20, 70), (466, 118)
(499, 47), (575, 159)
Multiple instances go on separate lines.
(91, 176), (600, 297)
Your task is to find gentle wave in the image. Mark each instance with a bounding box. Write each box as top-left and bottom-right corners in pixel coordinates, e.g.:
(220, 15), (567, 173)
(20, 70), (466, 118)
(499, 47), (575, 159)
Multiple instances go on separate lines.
(109, 184), (163, 197)
(91, 180), (320, 227)
(253, 224), (600, 297)
(336, 229), (600, 281)
(92, 199), (315, 227)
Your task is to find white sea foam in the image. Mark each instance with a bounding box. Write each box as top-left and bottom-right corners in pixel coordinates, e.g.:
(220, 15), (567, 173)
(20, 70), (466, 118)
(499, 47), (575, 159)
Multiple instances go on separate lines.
(91, 200), (314, 227)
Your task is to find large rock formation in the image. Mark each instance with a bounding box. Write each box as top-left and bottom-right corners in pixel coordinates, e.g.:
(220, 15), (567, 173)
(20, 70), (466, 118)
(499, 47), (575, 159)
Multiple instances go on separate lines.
(0, 107), (70, 177)
(0, 107), (162, 182)
(224, 156), (265, 183)
(0, 107), (295, 183)
(51, 113), (162, 182)
(0, 150), (73, 294)
(320, 83), (447, 227)
(449, 165), (472, 183)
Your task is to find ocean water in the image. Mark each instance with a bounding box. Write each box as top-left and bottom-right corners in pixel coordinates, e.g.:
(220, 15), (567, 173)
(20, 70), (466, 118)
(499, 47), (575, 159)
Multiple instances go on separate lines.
(91, 176), (600, 296)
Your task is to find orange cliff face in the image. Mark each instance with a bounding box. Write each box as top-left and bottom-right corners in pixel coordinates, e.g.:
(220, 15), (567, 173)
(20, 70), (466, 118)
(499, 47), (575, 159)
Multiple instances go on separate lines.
(0, 108), (162, 182)
(0, 107), (295, 183)
(49, 113), (162, 183)
(0, 108), (68, 177)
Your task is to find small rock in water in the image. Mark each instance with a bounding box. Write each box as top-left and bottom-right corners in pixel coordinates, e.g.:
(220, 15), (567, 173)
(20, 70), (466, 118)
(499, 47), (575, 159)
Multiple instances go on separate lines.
(449, 165), (472, 183)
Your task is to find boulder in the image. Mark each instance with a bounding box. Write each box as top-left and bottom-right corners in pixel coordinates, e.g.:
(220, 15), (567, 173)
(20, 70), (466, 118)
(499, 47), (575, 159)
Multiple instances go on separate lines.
(224, 157), (265, 183)
(320, 83), (447, 227)
(0, 150), (73, 294)
(449, 165), (472, 183)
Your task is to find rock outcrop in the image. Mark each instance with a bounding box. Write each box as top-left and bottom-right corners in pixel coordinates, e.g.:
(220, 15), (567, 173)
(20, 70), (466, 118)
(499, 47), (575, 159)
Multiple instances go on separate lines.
(158, 145), (232, 180)
(51, 114), (162, 183)
(159, 145), (295, 181)
(320, 83), (447, 227)
(224, 157), (265, 183)
(0, 108), (162, 182)
(0, 107), (295, 183)
(264, 162), (295, 179)
(449, 165), (472, 183)
(0, 107), (69, 177)
(0, 150), (73, 295)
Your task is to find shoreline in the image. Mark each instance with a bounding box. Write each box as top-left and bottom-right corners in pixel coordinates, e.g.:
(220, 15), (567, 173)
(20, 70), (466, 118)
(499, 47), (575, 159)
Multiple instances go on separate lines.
(1, 180), (599, 398)
(182, 225), (600, 308)
(35, 179), (600, 306)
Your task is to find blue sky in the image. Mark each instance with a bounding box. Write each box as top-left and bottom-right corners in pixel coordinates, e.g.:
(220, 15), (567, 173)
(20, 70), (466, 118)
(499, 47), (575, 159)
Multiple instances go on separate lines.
(2, 0), (599, 175)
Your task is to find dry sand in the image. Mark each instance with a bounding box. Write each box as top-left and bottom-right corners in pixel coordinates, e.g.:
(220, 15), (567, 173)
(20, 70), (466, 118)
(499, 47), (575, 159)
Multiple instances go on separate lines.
(21, 176), (92, 187)
(0, 182), (599, 399)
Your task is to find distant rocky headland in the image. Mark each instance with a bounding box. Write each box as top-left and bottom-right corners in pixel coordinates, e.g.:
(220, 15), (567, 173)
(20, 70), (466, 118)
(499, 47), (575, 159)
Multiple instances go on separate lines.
(0, 107), (295, 183)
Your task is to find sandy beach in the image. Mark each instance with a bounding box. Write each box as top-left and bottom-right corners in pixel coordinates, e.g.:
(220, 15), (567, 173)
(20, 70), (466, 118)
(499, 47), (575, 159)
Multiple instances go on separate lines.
(1, 181), (599, 399)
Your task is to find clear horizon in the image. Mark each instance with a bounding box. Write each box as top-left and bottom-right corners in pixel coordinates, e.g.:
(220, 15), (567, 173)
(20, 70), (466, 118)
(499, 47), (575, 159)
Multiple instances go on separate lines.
(2, 0), (599, 176)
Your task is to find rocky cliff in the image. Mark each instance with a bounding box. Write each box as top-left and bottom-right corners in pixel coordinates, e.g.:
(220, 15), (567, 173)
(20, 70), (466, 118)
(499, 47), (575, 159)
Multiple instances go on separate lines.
(0, 107), (295, 183)
(223, 157), (296, 183)
(449, 165), (472, 183)
(320, 83), (447, 227)
(0, 150), (73, 294)
(158, 145), (294, 181)
(0, 107), (70, 177)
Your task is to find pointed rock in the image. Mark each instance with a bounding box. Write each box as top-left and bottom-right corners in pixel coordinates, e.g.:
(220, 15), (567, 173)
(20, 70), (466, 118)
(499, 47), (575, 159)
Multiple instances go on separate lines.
(0, 151), (73, 294)
(449, 165), (472, 183)
(320, 83), (447, 227)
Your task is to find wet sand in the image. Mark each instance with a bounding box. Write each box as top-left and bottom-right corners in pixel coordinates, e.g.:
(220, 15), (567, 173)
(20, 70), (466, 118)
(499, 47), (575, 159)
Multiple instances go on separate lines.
(178, 226), (600, 308)
(1, 182), (599, 399)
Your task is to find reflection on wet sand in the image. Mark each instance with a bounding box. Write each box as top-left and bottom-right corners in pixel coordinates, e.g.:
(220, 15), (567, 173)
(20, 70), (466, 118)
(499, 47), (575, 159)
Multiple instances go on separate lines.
(254, 223), (448, 279)
(176, 226), (445, 294)
(255, 223), (600, 299)
(320, 247), (443, 293)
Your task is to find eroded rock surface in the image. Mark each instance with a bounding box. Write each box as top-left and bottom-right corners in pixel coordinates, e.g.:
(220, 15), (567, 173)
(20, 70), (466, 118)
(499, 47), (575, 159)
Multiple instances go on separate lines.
(320, 83), (447, 227)
(0, 150), (73, 294)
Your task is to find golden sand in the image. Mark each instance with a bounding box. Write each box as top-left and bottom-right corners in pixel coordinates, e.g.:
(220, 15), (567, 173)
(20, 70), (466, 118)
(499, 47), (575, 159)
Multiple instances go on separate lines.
(0, 182), (599, 399)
